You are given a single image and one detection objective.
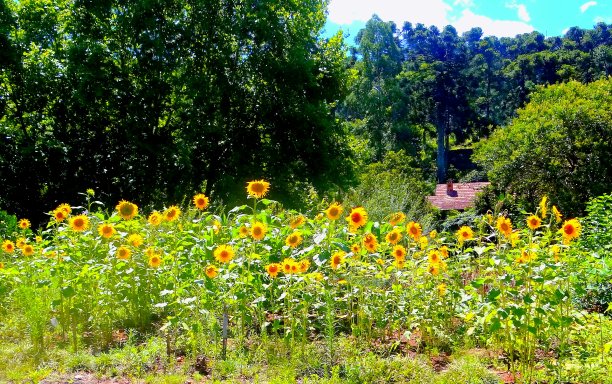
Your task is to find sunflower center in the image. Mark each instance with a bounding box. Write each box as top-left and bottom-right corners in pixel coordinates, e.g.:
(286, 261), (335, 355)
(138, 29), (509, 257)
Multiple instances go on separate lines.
(564, 225), (574, 235)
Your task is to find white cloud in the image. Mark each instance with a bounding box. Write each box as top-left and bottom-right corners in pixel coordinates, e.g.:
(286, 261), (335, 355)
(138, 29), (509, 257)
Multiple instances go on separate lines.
(561, 27), (570, 35)
(327, 0), (451, 27)
(505, 1), (531, 22)
(580, 1), (597, 13)
(453, 0), (474, 7)
(453, 9), (534, 37)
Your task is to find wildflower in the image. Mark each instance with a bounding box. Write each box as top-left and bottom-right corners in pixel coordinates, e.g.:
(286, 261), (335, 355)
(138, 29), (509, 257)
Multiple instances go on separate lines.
(437, 283), (447, 296)
(205, 265), (218, 278)
(69, 215), (90, 232)
(97, 223), (116, 239)
(22, 244), (34, 256)
(406, 221), (422, 241)
(552, 206), (562, 223)
(392, 245), (407, 261)
(214, 244), (235, 263)
(164, 205), (181, 222)
(289, 215), (305, 229)
(116, 246), (131, 260)
(266, 263), (280, 278)
(116, 200), (138, 220)
(429, 230), (437, 239)
(299, 259), (310, 273)
(193, 194), (209, 210)
(325, 202), (343, 220)
(439, 246), (449, 258)
(385, 229), (402, 245)
(330, 251), (345, 270)
(526, 215), (541, 230)
(148, 211), (162, 226)
(496, 217), (512, 237)
(428, 250), (441, 264)
(285, 231), (303, 248)
(251, 222), (267, 241)
(561, 219), (581, 244)
(346, 207), (368, 229)
(127, 234), (144, 247)
(246, 180), (270, 199)
(389, 212), (406, 226)
(456, 226), (474, 243)
(539, 196), (548, 218)
(238, 225), (249, 238)
(18, 219), (31, 230)
(2, 240), (15, 253)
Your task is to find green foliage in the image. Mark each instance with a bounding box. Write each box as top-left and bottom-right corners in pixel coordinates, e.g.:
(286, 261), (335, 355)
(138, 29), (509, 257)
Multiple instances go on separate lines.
(0, 210), (17, 239)
(474, 78), (612, 216)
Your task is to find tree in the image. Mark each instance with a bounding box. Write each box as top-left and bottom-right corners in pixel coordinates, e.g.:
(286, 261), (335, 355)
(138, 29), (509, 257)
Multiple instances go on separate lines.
(473, 78), (612, 216)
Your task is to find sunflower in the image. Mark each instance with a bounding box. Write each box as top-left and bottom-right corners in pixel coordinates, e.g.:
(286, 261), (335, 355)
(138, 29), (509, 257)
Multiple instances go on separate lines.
(116, 246), (131, 260)
(299, 259), (310, 273)
(246, 180), (270, 199)
(205, 265), (218, 278)
(406, 221), (422, 241)
(193, 193), (209, 210)
(363, 233), (378, 253)
(35, 236), (42, 243)
(282, 258), (295, 274)
(69, 215), (90, 232)
(376, 258), (384, 266)
(266, 263), (281, 278)
(116, 200), (138, 220)
(561, 219), (581, 243)
(429, 230), (438, 239)
(456, 226), (474, 243)
(289, 215), (306, 229)
(437, 283), (447, 296)
(22, 244), (34, 256)
(148, 254), (162, 268)
(350, 243), (361, 254)
(526, 215), (541, 230)
(127, 234), (144, 247)
(496, 217), (512, 237)
(552, 206), (562, 223)
(98, 223), (116, 239)
(285, 231), (303, 248)
(0, 262), (4, 269)
(439, 246), (449, 258)
(212, 220), (222, 234)
(16, 238), (26, 249)
(551, 245), (561, 262)
(290, 262), (300, 274)
(392, 245), (406, 261)
(517, 249), (535, 263)
(510, 231), (521, 247)
(2, 240), (15, 253)
(18, 219), (31, 230)
(346, 207), (368, 229)
(330, 251), (345, 270)
(57, 203), (71, 215)
(389, 212), (406, 226)
(419, 236), (428, 250)
(238, 225), (249, 238)
(428, 263), (440, 276)
(394, 259), (405, 269)
(214, 244), (235, 263)
(164, 206), (181, 222)
(325, 202), (343, 220)
(53, 208), (68, 222)
(385, 229), (402, 245)
(148, 211), (162, 226)
(428, 250), (441, 264)
(251, 222), (267, 241)
(539, 196), (548, 218)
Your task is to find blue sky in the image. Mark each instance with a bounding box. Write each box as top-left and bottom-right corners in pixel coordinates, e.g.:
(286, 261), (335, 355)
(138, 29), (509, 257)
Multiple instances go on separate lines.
(323, 0), (612, 43)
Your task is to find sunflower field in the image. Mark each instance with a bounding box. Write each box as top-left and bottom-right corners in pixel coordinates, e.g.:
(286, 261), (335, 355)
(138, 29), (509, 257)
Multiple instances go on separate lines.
(0, 181), (611, 383)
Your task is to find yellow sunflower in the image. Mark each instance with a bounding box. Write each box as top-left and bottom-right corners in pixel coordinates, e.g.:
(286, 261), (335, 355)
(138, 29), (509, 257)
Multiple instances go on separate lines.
(428, 250), (441, 264)
(419, 236), (428, 250)
(392, 245), (407, 261)
(69, 215), (90, 232)
(496, 216), (512, 237)
(394, 259), (406, 269)
(214, 244), (235, 263)
(428, 263), (440, 276)
(456, 226), (474, 243)
(148, 254), (162, 268)
(299, 259), (310, 273)
(148, 211), (162, 226)
(18, 219), (31, 230)
(330, 251), (345, 270)
(437, 283), (447, 296)
(238, 225), (249, 238)
(363, 233), (378, 253)
(116, 246), (131, 260)
(406, 221), (422, 241)
(282, 258), (296, 274)
(2, 240), (15, 253)
(97, 223), (116, 239)
(346, 206), (368, 229)
(526, 215), (541, 230)
(16, 237), (26, 249)
(552, 206), (562, 223)
(127, 234), (144, 247)
(285, 231), (303, 248)
(439, 245), (449, 258)
(266, 263), (281, 278)
(164, 205), (181, 222)
(385, 229), (402, 245)
(22, 244), (34, 256)
(212, 220), (221, 234)
(246, 180), (270, 199)
(325, 202), (343, 220)
(539, 196), (548, 218)
(116, 200), (138, 220)
(289, 215), (306, 229)
(561, 219), (581, 244)
(193, 193), (210, 210)
(389, 212), (406, 226)
(350, 243), (361, 254)
(205, 265), (218, 278)
(53, 208), (68, 222)
(251, 222), (267, 241)
(429, 230), (438, 239)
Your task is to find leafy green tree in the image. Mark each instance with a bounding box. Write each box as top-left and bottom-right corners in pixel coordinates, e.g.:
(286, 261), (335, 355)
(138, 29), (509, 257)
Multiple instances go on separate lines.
(473, 78), (612, 216)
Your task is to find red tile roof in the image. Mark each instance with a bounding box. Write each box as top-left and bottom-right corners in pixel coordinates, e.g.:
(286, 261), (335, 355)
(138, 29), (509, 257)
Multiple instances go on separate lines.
(427, 182), (490, 211)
